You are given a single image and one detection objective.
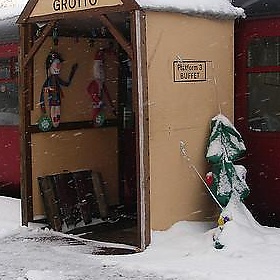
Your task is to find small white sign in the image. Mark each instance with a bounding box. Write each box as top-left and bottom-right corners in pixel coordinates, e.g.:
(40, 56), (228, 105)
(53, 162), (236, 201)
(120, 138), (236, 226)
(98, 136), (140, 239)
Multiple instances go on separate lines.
(173, 61), (207, 83)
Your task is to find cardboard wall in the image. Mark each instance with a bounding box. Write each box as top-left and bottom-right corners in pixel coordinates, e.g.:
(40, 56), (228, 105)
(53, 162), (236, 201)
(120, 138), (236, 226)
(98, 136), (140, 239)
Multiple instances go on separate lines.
(145, 11), (234, 230)
(31, 37), (119, 217)
(32, 128), (118, 216)
(32, 37), (117, 124)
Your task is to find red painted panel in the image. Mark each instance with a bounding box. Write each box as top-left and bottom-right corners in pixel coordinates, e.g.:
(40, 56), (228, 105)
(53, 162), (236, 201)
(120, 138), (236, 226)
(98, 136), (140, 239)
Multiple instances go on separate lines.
(0, 43), (18, 58)
(0, 126), (20, 184)
(235, 17), (280, 226)
(0, 43), (20, 197)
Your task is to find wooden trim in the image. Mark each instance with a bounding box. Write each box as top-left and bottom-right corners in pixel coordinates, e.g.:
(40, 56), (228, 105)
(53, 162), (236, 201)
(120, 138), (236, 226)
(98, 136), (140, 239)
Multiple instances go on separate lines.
(19, 3), (137, 24)
(18, 0), (137, 62)
(19, 24), (34, 225)
(139, 11), (150, 250)
(246, 66), (280, 73)
(29, 119), (118, 134)
(130, 11), (140, 249)
(100, 14), (133, 59)
(23, 21), (56, 69)
(131, 10), (150, 250)
(17, 0), (39, 24)
(122, 0), (140, 10)
(17, 0), (145, 247)
(25, 5), (128, 23)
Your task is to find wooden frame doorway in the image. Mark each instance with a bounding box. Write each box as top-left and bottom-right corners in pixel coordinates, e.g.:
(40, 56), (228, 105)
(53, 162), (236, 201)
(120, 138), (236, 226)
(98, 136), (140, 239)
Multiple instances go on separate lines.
(17, 1), (150, 250)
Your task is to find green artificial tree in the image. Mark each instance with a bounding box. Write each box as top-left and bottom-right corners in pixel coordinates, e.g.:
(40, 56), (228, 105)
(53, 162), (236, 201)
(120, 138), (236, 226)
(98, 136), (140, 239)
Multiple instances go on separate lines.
(205, 114), (250, 207)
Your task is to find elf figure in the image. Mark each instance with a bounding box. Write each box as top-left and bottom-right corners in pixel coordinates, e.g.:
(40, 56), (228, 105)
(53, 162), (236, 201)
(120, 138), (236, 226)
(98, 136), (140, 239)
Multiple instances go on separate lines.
(39, 51), (78, 128)
(87, 48), (116, 126)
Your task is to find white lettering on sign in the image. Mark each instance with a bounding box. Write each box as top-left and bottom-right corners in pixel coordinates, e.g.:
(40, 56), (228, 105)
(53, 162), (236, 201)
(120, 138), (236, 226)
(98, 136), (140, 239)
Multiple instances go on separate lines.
(173, 61), (207, 83)
(53, 0), (98, 12)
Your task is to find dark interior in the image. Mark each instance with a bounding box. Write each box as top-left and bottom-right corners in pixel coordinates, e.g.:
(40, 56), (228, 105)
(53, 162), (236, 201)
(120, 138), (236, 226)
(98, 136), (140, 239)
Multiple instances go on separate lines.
(233, 0), (280, 17)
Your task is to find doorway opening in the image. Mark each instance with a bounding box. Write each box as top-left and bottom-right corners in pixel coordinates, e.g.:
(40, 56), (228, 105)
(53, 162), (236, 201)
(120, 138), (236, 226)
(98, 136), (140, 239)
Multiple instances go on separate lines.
(27, 12), (139, 247)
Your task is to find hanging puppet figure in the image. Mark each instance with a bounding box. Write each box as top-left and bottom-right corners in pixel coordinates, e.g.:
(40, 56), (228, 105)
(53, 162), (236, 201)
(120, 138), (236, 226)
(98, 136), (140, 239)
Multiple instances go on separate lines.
(87, 48), (116, 126)
(39, 51), (78, 128)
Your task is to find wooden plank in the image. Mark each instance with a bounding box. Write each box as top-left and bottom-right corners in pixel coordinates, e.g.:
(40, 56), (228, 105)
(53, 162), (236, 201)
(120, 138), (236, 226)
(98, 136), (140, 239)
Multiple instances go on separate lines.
(29, 119), (118, 134)
(91, 172), (109, 219)
(73, 170), (97, 224)
(17, 0), (139, 24)
(17, 0), (39, 24)
(23, 21), (56, 69)
(19, 24), (34, 225)
(122, 0), (140, 10)
(140, 11), (151, 250)
(130, 10), (150, 249)
(99, 14), (133, 59)
(55, 172), (81, 229)
(38, 176), (62, 231)
(24, 5), (134, 24)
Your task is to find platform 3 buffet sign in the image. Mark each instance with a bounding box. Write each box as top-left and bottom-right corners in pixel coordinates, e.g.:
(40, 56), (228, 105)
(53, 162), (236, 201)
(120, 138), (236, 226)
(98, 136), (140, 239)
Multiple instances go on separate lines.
(31, 0), (124, 16)
(173, 60), (207, 83)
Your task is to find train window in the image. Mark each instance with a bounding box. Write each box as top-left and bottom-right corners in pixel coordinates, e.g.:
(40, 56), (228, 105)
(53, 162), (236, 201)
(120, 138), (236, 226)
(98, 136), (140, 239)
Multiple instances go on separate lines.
(0, 58), (11, 79)
(247, 37), (280, 132)
(248, 72), (280, 131)
(248, 37), (280, 67)
(0, 57), (18, 126)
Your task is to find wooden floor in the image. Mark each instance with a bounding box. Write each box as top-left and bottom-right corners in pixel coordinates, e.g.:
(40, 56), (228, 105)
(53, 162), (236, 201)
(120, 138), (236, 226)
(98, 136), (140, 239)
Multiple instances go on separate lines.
(67, 216), (138, 248)
(18, 226), (140, 255)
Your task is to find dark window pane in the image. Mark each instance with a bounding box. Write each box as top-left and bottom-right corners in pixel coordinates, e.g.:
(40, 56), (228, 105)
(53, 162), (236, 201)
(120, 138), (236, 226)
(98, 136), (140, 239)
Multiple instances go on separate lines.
(248, 37), (280, 67)
(248, 72), (280, 131)
(0, 56), (19, 125)
(0, 58), (11, 79)
(0, 82), (19, 125)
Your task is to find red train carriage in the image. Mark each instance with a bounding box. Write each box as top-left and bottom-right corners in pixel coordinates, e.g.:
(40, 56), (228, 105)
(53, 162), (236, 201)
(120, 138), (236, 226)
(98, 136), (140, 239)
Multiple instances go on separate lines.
(234, 0), (280, 226)
(0, 24), (20, 197)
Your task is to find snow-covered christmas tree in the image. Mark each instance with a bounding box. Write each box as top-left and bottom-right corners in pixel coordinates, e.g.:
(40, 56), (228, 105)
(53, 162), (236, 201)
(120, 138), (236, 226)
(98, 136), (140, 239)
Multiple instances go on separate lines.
(205, 114), (250, 207)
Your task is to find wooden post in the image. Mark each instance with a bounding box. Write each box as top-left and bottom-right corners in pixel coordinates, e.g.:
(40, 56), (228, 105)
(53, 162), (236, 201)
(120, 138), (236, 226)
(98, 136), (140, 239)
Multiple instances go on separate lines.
(19, 23), (34, 225)
(131, 10), (151, 250)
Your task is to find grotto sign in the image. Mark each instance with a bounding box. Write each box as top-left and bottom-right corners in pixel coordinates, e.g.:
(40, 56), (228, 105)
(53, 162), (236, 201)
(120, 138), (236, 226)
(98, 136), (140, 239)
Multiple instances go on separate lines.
(30, 0), (124, 17)
(52, 0), (98, 11)
(173, 60), (207, 83)
(52, 0), (123, 11)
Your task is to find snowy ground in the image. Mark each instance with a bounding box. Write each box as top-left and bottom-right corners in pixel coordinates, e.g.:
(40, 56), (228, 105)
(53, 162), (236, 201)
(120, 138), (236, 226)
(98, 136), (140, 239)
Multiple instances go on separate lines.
(1, 196), (280, 279)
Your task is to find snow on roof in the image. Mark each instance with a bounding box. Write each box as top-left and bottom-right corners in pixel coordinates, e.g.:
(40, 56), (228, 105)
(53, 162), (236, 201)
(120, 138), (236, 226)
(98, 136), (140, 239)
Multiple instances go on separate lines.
(137, 0), (245, 19)
(0, 0), (244, 21)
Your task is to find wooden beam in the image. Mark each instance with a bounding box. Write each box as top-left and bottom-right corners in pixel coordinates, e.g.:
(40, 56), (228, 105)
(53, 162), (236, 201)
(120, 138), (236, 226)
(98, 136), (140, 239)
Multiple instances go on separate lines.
(23, 21), (56, 68)
(122, 0), (140, 10)
(19, 24), (34, 225)
(130, 10), (150, 249)
(99, 14), (133, 59)
(20, 1), (138, 24)
(17, 0), (40, 24)
(29, 119), (118, 134)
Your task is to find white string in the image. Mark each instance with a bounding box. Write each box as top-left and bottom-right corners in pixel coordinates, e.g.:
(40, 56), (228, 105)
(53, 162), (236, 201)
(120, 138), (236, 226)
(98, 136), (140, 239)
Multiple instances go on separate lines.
(209, 61), (222, 115)
(180, 141), (224, 210)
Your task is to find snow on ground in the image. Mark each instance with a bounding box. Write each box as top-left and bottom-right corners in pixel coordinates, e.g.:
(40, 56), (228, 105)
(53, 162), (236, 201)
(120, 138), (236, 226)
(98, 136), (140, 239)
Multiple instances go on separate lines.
(1, 195), (280, 279)
(0, 196), (21, 238)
